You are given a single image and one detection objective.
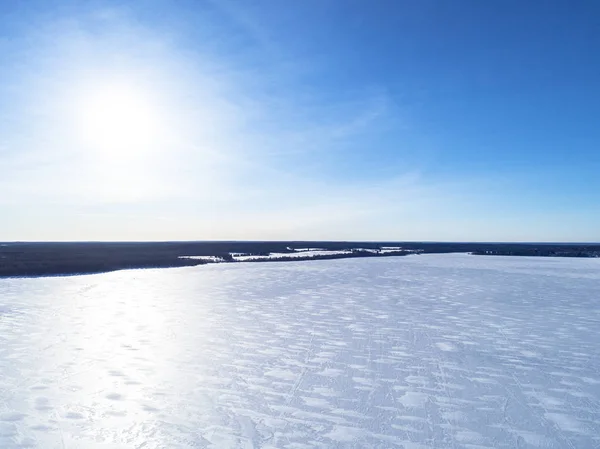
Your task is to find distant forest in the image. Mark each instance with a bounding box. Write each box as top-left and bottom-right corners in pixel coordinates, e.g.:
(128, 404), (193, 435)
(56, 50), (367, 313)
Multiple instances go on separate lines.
(0, 241), (599, 278)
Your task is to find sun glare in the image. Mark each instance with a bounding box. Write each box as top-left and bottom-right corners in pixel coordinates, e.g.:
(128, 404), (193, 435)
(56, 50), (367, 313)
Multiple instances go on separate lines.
(76, 82), (161, 158)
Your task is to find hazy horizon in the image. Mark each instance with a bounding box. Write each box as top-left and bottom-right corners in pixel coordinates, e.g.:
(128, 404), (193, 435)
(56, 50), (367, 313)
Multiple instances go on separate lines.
(2, 240), (600, 245)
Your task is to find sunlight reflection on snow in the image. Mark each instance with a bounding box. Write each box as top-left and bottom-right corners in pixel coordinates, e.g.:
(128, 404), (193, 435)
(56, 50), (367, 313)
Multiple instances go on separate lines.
(1, 255), (600, 448)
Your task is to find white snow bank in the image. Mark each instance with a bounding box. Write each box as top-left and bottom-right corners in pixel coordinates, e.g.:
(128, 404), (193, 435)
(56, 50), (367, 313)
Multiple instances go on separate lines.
(291, 247), (327, 252)
(179, 255), (226, 262)
(233, 250), (352, 261)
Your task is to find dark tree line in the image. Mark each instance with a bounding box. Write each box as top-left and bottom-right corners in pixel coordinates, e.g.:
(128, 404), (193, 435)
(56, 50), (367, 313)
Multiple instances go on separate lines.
(1, 241), (599, 278)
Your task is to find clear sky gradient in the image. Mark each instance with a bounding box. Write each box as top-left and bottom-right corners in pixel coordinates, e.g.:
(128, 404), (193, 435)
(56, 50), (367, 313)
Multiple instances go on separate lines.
(1, 0), (599, 241)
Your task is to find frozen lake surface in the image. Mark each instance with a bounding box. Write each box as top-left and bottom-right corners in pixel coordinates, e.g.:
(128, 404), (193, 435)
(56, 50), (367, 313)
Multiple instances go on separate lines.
(1, 253), (600, 448)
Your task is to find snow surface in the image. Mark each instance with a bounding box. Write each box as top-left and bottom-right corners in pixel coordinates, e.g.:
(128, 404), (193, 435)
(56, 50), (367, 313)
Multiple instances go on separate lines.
(291, 248), (327, 252)
(181, 249), (409, 263)
(1, 253), (600, 448)
(231, 249), (409, 261)
(233, 250), (352, 261)
(179, 256), (226, 263)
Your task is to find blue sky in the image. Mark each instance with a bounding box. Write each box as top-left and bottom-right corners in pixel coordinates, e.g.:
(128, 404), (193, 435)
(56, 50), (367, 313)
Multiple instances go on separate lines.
(1, 0), (599, 241)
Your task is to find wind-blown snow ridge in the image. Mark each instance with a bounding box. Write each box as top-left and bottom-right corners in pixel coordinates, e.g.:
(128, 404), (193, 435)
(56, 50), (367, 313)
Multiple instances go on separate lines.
(1, 253), (599, 448)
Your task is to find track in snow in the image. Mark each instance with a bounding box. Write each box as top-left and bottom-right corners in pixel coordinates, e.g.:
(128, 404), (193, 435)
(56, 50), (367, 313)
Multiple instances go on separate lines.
(1, 253), (599, 448)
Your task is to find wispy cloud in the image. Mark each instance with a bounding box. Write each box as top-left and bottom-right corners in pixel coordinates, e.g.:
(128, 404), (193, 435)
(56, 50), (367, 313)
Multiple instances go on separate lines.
(0, 5), (492, 241)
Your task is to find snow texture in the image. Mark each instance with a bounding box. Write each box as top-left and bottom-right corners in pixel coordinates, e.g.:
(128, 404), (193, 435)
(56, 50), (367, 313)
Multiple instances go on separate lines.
(1, 253), (600, 448)
(233, 250), (352, 260)
(180, 256), (226, 263)
(182, 249), (409, 263)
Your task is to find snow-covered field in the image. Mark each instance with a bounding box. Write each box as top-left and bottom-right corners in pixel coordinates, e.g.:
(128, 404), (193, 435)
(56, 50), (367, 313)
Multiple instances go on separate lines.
(233, 250), (354, 261)
(181, 248), (414, 263)
(181, 250), (379, 262)
(1, 253), (599, 448)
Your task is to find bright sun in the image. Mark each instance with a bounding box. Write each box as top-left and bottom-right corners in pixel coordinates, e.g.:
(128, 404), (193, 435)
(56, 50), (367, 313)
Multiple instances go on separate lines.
(76, 82), (161, 158)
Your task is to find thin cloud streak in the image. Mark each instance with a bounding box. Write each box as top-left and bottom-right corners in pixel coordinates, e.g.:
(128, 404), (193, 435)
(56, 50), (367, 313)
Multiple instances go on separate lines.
(0, 6), (509, 241)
